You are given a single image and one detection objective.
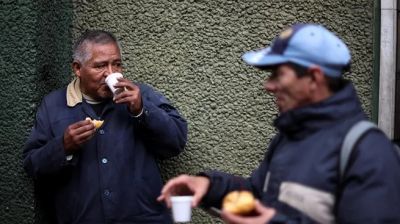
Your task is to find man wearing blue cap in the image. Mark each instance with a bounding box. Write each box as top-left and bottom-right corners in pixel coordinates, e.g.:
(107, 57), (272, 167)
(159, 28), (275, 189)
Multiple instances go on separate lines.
(158, 24), (400, 223)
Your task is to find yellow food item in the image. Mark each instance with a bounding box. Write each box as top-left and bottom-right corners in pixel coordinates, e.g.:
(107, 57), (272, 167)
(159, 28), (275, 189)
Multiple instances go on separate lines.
(222, 191), (256, 215)
(85, 117), (104, 129)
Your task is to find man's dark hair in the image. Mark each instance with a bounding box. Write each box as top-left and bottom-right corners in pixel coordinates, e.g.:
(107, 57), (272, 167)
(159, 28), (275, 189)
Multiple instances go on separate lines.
(72, 30), (120, 63)
(287, 62), (347, 93)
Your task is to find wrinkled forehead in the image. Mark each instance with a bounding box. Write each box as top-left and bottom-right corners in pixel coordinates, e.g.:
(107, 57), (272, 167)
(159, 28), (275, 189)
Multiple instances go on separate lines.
(82, 42), (122, 62)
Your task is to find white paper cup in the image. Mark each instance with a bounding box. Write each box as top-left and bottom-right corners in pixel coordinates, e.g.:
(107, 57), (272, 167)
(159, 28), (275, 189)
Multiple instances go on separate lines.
(171, 196), (193, 223)
(105, 72), (123, 94)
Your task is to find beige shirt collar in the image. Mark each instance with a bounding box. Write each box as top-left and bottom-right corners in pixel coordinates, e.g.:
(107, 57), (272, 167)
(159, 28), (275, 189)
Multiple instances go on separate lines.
(66, 77), (83, 107)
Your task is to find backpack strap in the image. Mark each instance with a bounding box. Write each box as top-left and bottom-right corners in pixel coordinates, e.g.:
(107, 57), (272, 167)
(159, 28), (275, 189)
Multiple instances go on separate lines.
(395, 145), (400, 157)
(340, 121), (378, 180)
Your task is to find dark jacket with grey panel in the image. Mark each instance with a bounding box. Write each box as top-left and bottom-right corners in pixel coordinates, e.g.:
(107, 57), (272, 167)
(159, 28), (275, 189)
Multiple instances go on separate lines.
(23, 78), (187, 224)
(201, 82), (400, 223)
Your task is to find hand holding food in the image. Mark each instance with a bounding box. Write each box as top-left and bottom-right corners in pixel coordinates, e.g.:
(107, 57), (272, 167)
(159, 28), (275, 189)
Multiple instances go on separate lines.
(63, 119), (98, 153)
(222, 190), (256, 215)
(221, 200), (276, 224)
(85, 117), (104, 129)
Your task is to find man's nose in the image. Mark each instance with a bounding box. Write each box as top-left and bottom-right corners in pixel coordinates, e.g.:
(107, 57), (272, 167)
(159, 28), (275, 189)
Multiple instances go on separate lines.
(264, 79), (276, 92)
(105, 64), (115, 75)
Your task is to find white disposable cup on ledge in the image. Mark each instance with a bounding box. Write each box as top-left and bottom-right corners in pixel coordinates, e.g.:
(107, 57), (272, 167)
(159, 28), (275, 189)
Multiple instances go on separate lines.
(105, 72), (123, 95)
(171, 196), (193, 223)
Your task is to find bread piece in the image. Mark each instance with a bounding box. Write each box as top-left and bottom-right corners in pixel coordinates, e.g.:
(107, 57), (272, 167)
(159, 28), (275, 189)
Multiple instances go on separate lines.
(222, 190), (255, 215)
(85, 117), (104, 129)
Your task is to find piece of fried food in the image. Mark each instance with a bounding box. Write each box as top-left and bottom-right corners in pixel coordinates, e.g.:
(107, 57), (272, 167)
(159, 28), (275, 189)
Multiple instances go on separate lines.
(222, 190), (256, 215)
(85, 117), (104, 129)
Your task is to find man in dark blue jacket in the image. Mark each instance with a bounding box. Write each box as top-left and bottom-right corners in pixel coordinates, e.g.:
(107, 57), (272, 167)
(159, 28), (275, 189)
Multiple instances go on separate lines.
(158, 24), (400, 223)
(23, 30), (188, 223)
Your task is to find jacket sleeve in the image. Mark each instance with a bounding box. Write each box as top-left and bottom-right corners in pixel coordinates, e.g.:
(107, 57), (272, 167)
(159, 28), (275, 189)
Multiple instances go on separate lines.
(198, 134), (281, 210)
(336, 130), (400, 223)
(23, 99), (77, 179)
(132, 84), (188, 159)
(197, 170), (253, 209)
(198, 152), (272, 209)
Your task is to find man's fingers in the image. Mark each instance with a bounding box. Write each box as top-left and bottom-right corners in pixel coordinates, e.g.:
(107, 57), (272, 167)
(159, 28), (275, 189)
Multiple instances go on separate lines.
(114, 92), (136, 104)
(66, 121), (96, 144)
(68, 130), (94, 146)
(221, 211), (246, 224)
(114, 87), (140, 99)
(77, 122), (95, 133)
(191, 193), (202, 207)
(254, 200), (276, 217)
(254, 200), (266, 212)
(69, 119), (92, 130)
(156, 194), (165, 202)
(158, 175), (193, 207)
(157, 191), (172, 208)
(70, 123), (95, 139)
(158, 175), (210, 209)
(112, 79), (142, 115)
(114, 78), (138, 90)
(76, 128), (96, 142)
(221, 201), (276, 224)
(164, 175), (191, 191)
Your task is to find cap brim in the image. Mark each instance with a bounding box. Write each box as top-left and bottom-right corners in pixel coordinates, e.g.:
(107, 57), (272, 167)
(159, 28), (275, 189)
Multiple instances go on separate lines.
(242, 48), (290, 68)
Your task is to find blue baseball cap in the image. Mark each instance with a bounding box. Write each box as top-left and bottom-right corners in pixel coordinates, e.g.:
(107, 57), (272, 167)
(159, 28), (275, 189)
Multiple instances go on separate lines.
(242, 24), (351, 77)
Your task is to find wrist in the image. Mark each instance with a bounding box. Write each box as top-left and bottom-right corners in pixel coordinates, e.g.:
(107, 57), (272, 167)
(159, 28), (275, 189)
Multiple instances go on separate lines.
(131, 107), (144, 118)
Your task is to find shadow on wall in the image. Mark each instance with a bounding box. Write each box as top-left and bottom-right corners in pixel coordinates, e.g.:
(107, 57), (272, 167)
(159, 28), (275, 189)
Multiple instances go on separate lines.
(35, 0), (73, 103)
(33, 1), (73, 224)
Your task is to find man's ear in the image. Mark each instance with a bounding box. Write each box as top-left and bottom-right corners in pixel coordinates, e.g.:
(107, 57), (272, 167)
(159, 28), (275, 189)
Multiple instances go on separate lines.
(72, 61), (81, 78)
(305, 66), (325, 92)
(308, 66), (325, 83)
(308, 66), (333, 98)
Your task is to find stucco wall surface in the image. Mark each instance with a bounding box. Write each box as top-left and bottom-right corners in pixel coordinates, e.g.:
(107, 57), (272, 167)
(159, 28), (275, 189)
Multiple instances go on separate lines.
(1, 0), (374, 223)
(0, 1), (73, 223)
(71, 0), (374, 222)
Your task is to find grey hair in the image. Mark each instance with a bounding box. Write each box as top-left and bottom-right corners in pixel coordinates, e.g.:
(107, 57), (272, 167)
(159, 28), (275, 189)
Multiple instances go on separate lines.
(72, 30), (122, 64)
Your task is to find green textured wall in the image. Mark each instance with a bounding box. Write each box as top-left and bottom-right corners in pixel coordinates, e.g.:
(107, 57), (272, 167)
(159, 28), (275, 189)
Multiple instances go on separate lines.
(1, 0), (374, 223)
(0, 0), (73, 223)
